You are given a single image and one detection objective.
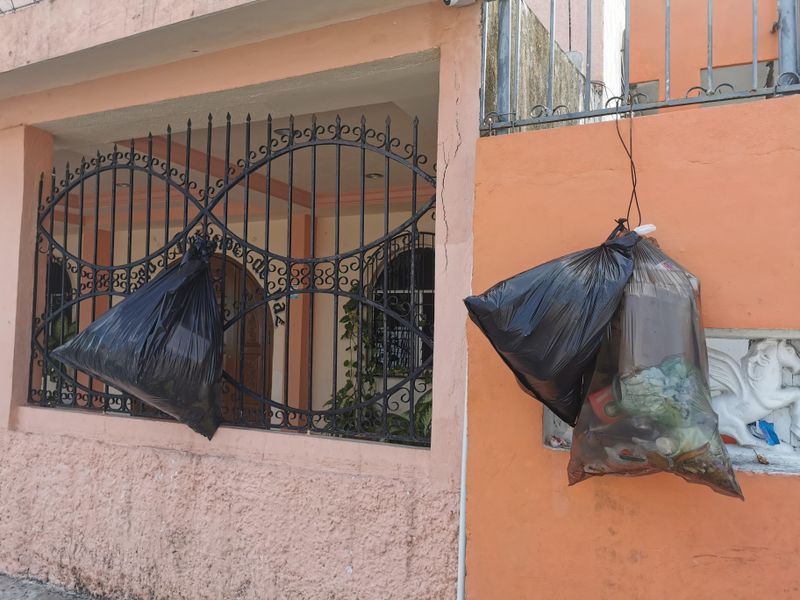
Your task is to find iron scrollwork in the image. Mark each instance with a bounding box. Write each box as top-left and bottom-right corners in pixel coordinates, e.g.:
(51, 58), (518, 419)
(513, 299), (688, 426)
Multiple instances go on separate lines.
(29, 114), (436, 445)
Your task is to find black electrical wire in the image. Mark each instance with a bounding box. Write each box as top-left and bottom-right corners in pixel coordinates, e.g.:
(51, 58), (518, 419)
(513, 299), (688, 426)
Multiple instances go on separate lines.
(614, 100), (642, 229)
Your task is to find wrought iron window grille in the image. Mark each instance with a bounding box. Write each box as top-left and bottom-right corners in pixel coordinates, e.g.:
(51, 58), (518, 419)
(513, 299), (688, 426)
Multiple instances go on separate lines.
(29, 114), (436, 446)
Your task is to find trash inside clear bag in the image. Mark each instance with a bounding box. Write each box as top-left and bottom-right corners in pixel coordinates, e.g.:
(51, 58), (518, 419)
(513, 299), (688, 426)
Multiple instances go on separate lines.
(568, 239), (743, 499)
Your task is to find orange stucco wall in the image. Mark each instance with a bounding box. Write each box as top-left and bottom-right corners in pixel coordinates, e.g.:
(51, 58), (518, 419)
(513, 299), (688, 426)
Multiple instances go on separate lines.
(631, 0), (778, 98)
(467, 95), (800, 599)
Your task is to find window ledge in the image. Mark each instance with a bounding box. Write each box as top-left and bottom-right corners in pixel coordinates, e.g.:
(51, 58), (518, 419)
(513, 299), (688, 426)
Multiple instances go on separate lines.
(11, 405), (433, 481)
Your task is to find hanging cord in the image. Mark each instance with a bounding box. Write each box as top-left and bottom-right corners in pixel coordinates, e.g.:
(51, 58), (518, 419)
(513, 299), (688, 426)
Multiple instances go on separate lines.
(614, 98), (642, 229)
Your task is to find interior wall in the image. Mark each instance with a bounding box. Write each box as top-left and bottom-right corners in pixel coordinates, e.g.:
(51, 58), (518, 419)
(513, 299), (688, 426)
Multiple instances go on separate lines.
(467, 94), (800, 599)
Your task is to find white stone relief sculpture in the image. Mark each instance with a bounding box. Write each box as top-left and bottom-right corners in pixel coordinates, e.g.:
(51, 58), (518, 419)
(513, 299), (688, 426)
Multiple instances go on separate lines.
(708, 339), (800, 448)
(543, 333), (800, 472)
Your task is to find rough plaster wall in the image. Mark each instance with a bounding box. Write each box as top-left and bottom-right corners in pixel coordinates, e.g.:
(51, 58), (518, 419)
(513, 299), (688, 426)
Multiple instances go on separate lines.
(0, 430), (458, 600)
(484, 1), (585, 124)
(525, 0), (605, 77)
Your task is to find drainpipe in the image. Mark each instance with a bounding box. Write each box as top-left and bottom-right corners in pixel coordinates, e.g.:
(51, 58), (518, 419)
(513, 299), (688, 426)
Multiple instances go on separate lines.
(778, 0), (799, 83)
(456, 366), (469, 600)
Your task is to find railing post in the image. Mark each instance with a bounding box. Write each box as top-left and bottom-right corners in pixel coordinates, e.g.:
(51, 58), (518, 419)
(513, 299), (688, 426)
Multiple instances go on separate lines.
(497, 0), (512, 130)
(778, 0), (799, 83)
(480, 1), (488, 125)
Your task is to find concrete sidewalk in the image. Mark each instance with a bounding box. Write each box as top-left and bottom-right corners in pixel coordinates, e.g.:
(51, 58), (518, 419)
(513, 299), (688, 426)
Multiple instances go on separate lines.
(0, 575), (97, 599)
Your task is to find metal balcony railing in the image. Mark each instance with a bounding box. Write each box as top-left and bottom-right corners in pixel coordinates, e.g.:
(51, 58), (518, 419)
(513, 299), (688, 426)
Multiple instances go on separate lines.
(481, 0), (800, 134)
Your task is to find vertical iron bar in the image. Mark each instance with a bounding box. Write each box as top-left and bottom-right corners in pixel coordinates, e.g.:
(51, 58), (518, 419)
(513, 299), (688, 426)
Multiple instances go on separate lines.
(306, 115), (317, 429)
(408, 118), (419, 440)
(126, 142), (134, 294)
(110, 147), (118, 302)
(498, 0), (512, 124)
(707, 0), (714, 91)
(585, 0), (593, 110)
(513, 0), (522, 119)
(480, 0), (489, 124)
(356, 117), (366, 435)
(261, 115), (273, 429)
(219, 113), (230, 394)
(163, 125), (171, 265)
(330, 116), (342, 433)
(238, 114), (251, 423)
(75, 161), (85, 399)
(623, 0), (630, 102)
(778, 0), (798, 82)
(125, 145), (135, 414)
(752, 0), (758, 90)
(28, 174), (46, 404)
(283, 115), (294, 429)
(203, 115), (213, 234)
(145, 135), (153, 282)
(547, 0), (556, 112)
(221, 114), (232, 415)
(381, 117), (390, 438)
(91, 151), (101, 404)
(109, 147), (118, 408)
(184, 120), (191, 230)
(57, 166), (70, 406)
(665, 0), (671, 99)
(43, 167), (59, 405)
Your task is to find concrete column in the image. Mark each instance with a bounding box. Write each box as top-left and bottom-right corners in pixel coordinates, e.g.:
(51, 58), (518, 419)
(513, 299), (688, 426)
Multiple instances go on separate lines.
(0, 126), (54, 429)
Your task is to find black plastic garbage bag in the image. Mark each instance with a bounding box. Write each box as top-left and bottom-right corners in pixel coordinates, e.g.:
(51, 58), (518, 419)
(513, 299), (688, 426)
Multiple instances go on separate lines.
(568, 239), (742, 498)
(464, 226), (639, 425)
(53, 237), (223, 439)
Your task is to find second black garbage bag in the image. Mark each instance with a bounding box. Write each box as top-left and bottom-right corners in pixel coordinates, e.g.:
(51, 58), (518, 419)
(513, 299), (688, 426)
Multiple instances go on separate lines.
(53, 237), (223, 439)
(464, 226), (639, 425)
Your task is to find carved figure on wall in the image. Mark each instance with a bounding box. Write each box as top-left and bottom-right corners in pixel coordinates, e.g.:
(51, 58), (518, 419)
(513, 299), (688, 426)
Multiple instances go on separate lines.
(709, 340), (800, 446)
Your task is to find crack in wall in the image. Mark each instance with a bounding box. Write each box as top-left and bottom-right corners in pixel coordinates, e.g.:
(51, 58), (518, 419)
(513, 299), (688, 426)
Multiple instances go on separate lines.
(439, 91), (463, 270)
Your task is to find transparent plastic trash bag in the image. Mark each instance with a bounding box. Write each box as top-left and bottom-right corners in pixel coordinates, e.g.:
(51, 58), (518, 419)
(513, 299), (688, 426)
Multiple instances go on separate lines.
(53, 237), (223, 439)
(568, 239), (742, 498)
(464, 225), (639, 425)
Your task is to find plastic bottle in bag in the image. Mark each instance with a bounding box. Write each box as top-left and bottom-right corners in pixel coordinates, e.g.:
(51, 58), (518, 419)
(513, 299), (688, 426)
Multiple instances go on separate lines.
(568, 239), (743, 498)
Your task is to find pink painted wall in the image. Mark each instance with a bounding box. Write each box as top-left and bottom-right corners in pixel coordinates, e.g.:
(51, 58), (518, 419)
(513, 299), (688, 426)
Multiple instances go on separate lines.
(467, 95), (800, 599)
(0, 3), (480, 598)
(0, 430), (457, 599)
(0, 0), (252, 72)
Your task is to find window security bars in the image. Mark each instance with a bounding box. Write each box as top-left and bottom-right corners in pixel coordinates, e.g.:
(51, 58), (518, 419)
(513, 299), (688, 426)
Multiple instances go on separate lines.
(29, 114), (436, 445)
(481, 0), (800, 133)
